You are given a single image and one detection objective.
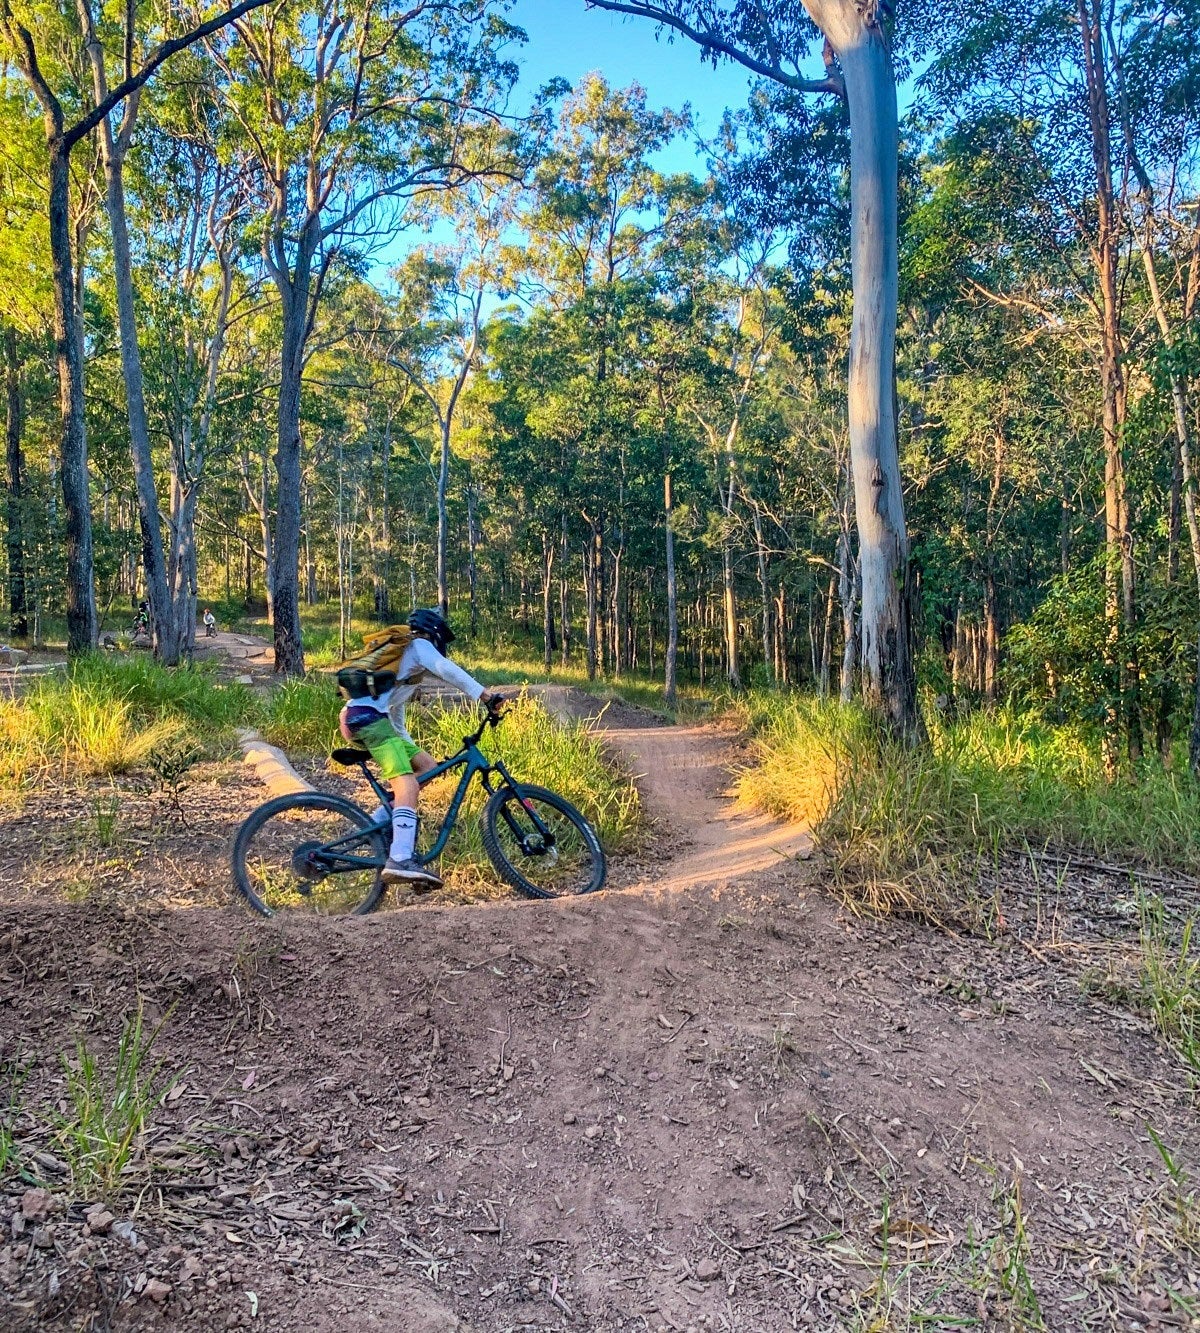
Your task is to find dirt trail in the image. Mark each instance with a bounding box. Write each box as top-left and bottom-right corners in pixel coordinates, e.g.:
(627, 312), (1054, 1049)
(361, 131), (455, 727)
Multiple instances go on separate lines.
(606, 723), (812, 894)
(2, 683), (1198, 1332)
(194, 628), (274, 670)
(531, 684), (812, 894)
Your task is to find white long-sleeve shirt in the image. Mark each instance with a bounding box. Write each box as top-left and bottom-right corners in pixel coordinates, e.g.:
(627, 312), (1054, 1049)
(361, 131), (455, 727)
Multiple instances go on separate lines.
(343, 637), (486, 741)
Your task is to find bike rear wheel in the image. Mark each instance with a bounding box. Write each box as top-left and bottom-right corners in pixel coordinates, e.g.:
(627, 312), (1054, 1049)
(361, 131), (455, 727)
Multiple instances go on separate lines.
(232, 793), (387, 917)
(482, 784), (606, 899)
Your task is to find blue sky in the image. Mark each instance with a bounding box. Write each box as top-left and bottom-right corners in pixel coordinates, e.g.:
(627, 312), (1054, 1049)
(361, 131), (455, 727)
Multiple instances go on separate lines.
(377, 3), (771, 276)
(506, 0), (762, 172)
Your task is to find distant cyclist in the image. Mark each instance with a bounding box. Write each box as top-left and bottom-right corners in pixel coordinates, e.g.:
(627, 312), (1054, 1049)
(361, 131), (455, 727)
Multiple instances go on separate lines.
(203, 608), (217, 638)
(337, 609), (504, 890)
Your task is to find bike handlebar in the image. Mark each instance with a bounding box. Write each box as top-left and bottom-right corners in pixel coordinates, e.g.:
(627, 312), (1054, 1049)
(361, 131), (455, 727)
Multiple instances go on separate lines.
(461, 696), (507, 749)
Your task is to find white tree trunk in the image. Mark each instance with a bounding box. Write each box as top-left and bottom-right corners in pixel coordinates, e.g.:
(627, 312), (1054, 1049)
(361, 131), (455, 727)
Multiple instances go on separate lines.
(808, 0), (920, 737)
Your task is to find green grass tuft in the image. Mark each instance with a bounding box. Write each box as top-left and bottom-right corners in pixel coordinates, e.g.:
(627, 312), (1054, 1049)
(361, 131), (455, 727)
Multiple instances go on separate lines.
(1140, 898), (1200, 1075)
(53, 1003), (181, 1199)
(262, 676), (343, 754)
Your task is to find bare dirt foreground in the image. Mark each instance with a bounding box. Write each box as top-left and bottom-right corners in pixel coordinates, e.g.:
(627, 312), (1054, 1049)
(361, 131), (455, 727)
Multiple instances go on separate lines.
(2, 698), (1199, 1332)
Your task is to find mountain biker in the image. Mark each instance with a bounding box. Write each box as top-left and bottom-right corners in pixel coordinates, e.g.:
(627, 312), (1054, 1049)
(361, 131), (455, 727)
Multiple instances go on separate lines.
(337, 608), (504, 891)
(203, 608), (217, 636)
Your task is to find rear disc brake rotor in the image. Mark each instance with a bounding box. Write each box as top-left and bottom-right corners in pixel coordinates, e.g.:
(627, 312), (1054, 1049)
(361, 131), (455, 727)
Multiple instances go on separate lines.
(291, 840), (327, 882)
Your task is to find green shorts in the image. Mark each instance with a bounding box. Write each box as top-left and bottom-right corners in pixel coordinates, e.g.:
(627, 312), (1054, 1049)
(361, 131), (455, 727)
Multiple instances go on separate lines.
(349, 715), (420, 780)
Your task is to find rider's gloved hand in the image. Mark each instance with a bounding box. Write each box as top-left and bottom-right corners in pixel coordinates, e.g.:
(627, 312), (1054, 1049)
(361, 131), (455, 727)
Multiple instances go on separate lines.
(482, 691), (507, 716)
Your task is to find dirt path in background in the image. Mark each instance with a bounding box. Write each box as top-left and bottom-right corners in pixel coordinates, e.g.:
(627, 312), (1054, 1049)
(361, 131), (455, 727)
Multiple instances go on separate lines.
(530, 684), (813, 894)
(2, 686), (1198, 1332)
(193, 628), (274, 672)
(604, 724), (812, 894)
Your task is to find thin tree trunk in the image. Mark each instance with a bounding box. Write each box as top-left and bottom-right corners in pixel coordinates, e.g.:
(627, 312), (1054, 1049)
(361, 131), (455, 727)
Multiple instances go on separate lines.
(49, 141), (97, 654)
(751, 502), (772, 682)
(1079, 0), (1138, 765)
(721, 545), (741, 689)
(542, 530), (556, 673)
(984, 573), (998, 704)
(776, 585), (789, 685)
(267, 218), (317, 676)
(611, 543), (623, 674)
(559, 514), (570, 668)
(5, 327), (28, 637)
(306, 503), (318, 607)
(838, 532), (858, 705)
(466, 477), (478, 637)
(583, 519), (600, 680)
(664, 470), (679, 709)
(436, 416), (450, 617)
(336, 439), (349, 659)
(85, 39), (179, 665)
(819, 572), (836, 698)
(1133, 198), (1200, 772)
(377, 413), (391, 618)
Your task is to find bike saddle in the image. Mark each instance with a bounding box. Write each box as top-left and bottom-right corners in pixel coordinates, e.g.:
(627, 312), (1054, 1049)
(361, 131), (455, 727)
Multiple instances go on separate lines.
(330, 746), (373, 767)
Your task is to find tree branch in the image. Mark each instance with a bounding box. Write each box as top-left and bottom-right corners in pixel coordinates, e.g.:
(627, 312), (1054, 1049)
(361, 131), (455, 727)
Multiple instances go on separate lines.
(583, 0), (842, 97)
(63, 0), (274, 150)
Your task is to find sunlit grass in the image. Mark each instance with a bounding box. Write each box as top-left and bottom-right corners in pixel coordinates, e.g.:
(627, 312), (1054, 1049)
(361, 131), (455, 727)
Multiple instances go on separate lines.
(0, 654), (253, 788)
(262, 677), (342, 753)
(735, 693), (1200, 921)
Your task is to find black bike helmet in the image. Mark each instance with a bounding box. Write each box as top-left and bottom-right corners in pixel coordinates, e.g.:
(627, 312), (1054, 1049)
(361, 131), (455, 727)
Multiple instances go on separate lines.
(408, 608), (455, 657)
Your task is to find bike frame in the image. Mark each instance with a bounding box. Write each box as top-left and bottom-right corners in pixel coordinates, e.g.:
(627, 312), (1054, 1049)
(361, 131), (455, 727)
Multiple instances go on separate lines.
(326, 713), (553, 871)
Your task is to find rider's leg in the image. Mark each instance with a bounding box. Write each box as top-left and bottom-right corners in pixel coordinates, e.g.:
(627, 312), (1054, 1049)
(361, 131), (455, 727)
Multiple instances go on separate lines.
(387, 773), (420, 863)
(343, 718), (438, 886)
(373, 753), (434, 825)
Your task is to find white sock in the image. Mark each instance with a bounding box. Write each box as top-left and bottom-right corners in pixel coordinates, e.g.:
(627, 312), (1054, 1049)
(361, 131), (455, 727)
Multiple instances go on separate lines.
(390, 807), (417, 862)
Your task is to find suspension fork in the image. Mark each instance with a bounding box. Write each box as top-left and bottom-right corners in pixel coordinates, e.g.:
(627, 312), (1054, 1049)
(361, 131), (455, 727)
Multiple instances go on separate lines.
(490, 761), (557, 847)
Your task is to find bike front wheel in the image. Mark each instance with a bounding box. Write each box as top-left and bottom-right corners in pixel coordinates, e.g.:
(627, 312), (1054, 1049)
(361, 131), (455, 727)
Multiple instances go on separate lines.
(232, 792), (387, 917)
(482, 784), (606, 899)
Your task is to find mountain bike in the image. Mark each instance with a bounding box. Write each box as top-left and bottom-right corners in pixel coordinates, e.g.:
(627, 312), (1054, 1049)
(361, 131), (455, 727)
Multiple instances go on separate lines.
(231, 705), (607, 916)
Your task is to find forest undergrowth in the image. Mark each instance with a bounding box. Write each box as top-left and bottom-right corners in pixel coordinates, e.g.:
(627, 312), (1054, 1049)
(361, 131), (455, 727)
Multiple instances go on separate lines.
(736, 693), (1200, 886)
(734, 691), (1200, 1081)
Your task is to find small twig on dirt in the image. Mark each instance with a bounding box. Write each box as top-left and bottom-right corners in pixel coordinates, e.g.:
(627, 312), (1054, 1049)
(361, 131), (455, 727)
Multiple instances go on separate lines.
(548, 1271), (572, 1317)
(387, 1226), (437, 1263)
(223, 1100), (265, 1119)
(661, 1012), (695, 1045)
(831, 1027), (882, 1058)
(1026, 849), (1200, 892)
(491, 1012), (513, 1071)
(705, 1224), (743, 1260)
